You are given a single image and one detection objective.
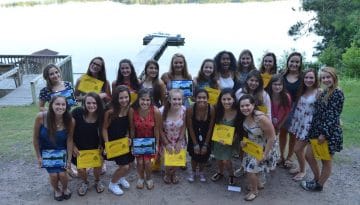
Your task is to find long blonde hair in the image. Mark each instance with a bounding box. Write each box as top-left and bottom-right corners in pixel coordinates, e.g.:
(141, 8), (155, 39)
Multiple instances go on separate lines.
(320, 67), (339, 101)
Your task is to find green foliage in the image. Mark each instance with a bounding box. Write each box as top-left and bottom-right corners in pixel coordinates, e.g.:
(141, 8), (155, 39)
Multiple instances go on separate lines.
(318, 40), (343, 68)
(342, 42), (360, 77)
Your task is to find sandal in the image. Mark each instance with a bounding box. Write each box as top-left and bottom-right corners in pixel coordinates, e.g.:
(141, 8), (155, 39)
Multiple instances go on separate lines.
(211, 173), (223, 182)
(172, 174), (180, 184)
(54, 190), (63, 201)
(244, 191), (259, 201)
(289, 167), (300, 174)
(95, 180), (105, 193)
(146, 179), (154, 190)
(284, 160), (294, 169)
(77, 182), (88, 196)
(63, 188), (72, 200)
(136, 179), (145, 189)
(228, 175), (235, 186)
(292, 172), (306, 181)
(163, 174), (171, 184)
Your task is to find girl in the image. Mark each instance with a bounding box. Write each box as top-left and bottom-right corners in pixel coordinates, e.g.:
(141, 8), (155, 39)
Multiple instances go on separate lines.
(129, 88), (161, 189)
(112, 59), (141, 93)
(74, 57), (111, 103)
(141, 59), (166, 107)
(161, 89), (187, 184)
(288, 69), (320, 181)
(71, 92), (105, 196)
(239, 94), (276, 201)
(236, 49), (256, 89)
(301, 67), (344, 191)
(235, 69), (272, 119)
(214, 51), (237, 90)
(259, 52), (278, 88)
(186, 89), (216, 182)
(102, 85), (135, 195)
(39, 64), (76, 111)
(160, 53), (192, 88)
(280, 52), (303, 169)
(32, 96), (75, 201)
(193, 58), (219, 90)
(210, 88), (238, 186)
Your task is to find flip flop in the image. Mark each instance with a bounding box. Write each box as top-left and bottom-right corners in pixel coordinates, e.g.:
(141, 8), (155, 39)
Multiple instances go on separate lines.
(244, 191), (259, 201)
(95, 181), (105, 193)
(292, 173), (306, 181)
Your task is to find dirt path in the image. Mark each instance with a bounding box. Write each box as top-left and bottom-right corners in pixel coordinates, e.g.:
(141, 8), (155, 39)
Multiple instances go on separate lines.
(1, 148), (359, 205)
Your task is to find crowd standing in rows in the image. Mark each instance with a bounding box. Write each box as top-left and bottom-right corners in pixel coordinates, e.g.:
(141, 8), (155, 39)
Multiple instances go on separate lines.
(33, 50), (344, 201)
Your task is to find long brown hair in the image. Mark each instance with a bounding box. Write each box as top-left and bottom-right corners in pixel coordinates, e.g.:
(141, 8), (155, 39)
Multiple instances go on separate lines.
(42, 64), (62, 89)
(295, 69), (319, 103)
(110, 85), (130, 119)
(167, 53), (192, 80)
(196, 59), (219, 89)
(47, 96), (72, 144)
(266, 74), (291, 108)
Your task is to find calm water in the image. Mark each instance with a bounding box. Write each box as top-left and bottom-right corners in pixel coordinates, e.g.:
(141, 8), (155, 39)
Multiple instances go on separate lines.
(0, 0), (319, 82)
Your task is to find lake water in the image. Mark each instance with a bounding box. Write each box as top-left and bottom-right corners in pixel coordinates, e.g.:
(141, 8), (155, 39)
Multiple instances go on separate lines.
(0, 0), (319, 82)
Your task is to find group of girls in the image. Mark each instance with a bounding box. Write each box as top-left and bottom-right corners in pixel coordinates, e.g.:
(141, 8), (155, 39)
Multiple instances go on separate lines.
(33, 50), (344, 201)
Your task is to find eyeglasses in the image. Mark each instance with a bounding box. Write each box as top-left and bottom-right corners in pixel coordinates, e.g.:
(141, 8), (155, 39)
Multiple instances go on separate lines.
(92, 62), (102, 67)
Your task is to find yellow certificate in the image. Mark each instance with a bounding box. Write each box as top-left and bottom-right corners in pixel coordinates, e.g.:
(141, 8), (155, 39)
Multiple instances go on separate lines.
(77, 74), (104, 94)
(164, 149), (186, 167)
(130, 92), (138, 105)
(205, 87), (220, 105)
(310, 139), (331, 160)
(212, 124), (235, 145)
(261, 73), (272, 88)
(105, 138), (130, 159)
(257, 105), (268, 114)
(77, 149), (102, 169)
(242, 137), (264, 161)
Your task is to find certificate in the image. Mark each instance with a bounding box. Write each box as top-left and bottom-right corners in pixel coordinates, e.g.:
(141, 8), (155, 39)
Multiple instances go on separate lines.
(132, 138), (156, 155)
(241, 137), (264, 161)
(257, 105), (268, 114)
(205, 87), (220, 105)
(310, 139), (331, 160)
(164, 149), (186, 167)
(41, 149), (67, 168)
(105, 137), (130, 159)
(50, 88), (76, 107)
(77, 74), (104, 94)
(211, 124), (235, 145)
(77, 149), (102, 169)
(170, 80), (193, 97)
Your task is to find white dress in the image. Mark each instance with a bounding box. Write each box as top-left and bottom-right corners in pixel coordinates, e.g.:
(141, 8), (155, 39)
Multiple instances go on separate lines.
(219, 76), (234, 90)
(288, 92), (317, 141)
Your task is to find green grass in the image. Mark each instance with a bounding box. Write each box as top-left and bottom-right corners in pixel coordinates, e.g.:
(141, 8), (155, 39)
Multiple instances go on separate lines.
(0, 79), (359, 162)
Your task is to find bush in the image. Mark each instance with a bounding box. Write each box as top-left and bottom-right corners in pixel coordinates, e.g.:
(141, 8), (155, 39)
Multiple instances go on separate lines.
(342, 42), (360, 77)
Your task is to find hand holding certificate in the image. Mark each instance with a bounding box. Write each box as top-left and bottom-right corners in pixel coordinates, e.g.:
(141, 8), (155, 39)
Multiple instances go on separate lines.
(241, 137), (264, 161)
(310, 139), (331, 160)
(77, 149), (102, 169)
(212, 124), (235, 145)
(77, 74), (104, 94)
(164, 149), (186, 167)
(105, 137), (130, 159)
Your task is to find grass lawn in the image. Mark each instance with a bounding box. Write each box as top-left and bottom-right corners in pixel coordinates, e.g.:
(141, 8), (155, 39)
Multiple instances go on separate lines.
(0, 78), (359, 162)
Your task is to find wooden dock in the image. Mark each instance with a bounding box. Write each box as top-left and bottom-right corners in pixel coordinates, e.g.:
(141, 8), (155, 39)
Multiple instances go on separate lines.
(133, 37), (168, 78)
(0, 74), (45, 106)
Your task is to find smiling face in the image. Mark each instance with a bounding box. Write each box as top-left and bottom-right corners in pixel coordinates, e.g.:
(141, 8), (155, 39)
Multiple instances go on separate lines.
(169, 92), (183, 109)
(320, 71), (334, 89)
(202, 61), (215, 77)
(120, 62), (132, 78)
(89, 58), (103, 75)
(118, 91), (130, 108)
(263, 55), (274, 73)
(271, 79), (283, 94)
(240, 53), (252, 68)
(220, 53), (231, 70)
(221, 93), (234, 110)
(195, 92), (208, 107)
(304, 71), (316, 88)
(287, 55), (301, 73)
(139, 94), (151, 110)
(146, 63), (159, 79)
(84, 96), (97, 113)
(172, 56), (185, 73)
(52, 97), (67, 115)
(48, 67), (61, 85)
(239, 98), (254, 117)
(247, 76), (260, 91)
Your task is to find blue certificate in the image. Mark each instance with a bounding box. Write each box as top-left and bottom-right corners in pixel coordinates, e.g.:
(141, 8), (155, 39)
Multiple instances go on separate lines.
(170, 80), (193, 97)
(132, 138), (156, 155)
(41, 149), (67, 168)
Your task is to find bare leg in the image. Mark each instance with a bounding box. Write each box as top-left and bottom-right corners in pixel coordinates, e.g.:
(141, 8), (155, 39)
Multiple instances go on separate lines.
(58, 172), (69, 191)
(191, 160), (197, 172)
(318, 159), (332, 186)
(279, 128), (287, 162)
(49, 173), (61, 192)
(247, 173), (259, 193)
(294, 140), (308, 173)
(217, 160), (224, 174)
(286, 133), (296, 161)
(111, 165), (130, 183)
(225, 160), (234, 176)
(93, 166), (102, 181)
(136, 158), (145, 179)
(77, 168), (88, 182)
(305, 146), (320, 181)
(144, 159), (152, 180)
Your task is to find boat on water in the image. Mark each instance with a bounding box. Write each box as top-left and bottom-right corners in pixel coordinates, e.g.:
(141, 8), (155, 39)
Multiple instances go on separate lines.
(143, 32), (185, 46)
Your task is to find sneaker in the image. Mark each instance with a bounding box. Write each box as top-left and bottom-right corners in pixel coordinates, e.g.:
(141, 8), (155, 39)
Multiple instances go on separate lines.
(108, 182), (124, 195)
(117, 177), (130, 189)
(199, 172), (206, 182)
(136, 179), (144, 189)
(300, 180), (323, 191)
(187, 171), (195, 182)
